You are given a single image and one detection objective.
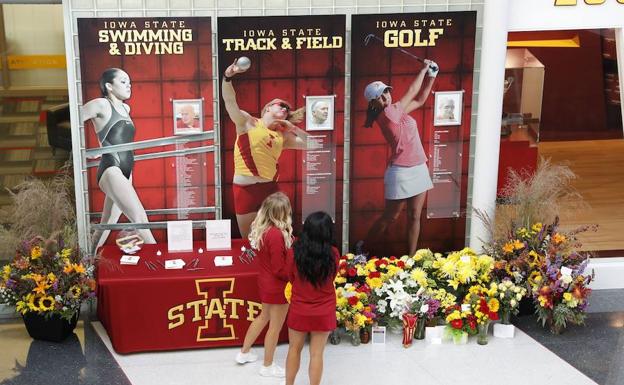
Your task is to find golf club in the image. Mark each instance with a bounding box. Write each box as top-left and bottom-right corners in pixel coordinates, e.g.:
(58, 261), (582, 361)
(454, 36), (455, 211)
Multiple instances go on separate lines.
(363, 33), (439, 72)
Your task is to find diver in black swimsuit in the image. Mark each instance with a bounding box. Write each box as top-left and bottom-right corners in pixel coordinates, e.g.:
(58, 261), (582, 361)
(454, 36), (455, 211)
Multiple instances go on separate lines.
(81, 68), (156, 253)
(96, 99), (136, 182)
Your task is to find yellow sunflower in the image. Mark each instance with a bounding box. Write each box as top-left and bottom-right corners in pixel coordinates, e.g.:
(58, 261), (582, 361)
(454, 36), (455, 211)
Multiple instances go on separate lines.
(70, 285), (82, 298)
(38, 295), (56, 311)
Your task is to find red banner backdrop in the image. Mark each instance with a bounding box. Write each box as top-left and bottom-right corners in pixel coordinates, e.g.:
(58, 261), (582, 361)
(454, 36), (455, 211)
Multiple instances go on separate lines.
(350, 12), (477, 256)
(78, 17), (214, 244)
(217, 15), (346, 239)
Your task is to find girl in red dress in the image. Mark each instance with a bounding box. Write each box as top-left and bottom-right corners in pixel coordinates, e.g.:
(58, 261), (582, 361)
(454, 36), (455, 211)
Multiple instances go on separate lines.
(235, 192), (293, 378)
(285, 211), (339, 385)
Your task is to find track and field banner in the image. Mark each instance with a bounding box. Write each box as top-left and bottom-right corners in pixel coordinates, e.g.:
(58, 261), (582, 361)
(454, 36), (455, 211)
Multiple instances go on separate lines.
(217, 15), (346, 240)
(349, 12), (477, 257)
(77, 18), (214, 248)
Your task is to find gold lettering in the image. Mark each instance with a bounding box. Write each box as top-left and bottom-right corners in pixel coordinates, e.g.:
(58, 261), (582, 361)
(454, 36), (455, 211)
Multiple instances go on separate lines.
(167, 305), (184, 329)
(246, 301), (262, 321)
(206, 298), (226, 319)
(224, 298), (245, 319)
(186, 299), (207, 322)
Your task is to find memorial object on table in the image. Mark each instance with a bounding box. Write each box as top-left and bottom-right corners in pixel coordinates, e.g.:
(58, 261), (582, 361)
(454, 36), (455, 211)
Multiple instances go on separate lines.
(239, 246), (256, 264)
(115, 229), (144, 254)
(406, 292), (441, 341)
(0, 236), (95, 342)
(205, 219), (231, 251)
(167, 220), (193, 252)
(401, 313), (418, 348)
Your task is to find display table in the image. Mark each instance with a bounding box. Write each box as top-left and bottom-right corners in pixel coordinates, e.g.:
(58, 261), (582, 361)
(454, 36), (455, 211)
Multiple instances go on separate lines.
(97, 240), (288, 354)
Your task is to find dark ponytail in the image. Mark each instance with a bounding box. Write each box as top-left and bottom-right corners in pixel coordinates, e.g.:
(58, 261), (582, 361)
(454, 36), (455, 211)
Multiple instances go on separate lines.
(364, 99), (384, 128)
(293, 211), (336, 287)
(99, 68), (122, 97)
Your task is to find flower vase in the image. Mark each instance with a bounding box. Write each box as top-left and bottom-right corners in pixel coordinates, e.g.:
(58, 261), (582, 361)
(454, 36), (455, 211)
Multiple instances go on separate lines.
(477, 322), (490, 345)
(501, 308), (511, 325)
(452, 331), (468, 345)
(22, 311), (80, 343)
(402, 313), (418, 348)
(349, 329), (361, 346)
(329, 328), (342, 345)
(494, 309), (515, 338)
(548, 318), (564, 335)
(360, 327), (371, 344)
(414, 317), (426, 340)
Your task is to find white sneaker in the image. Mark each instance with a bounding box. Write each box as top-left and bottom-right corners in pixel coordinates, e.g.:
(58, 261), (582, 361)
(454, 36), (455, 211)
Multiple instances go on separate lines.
(235, 350), (258, 364)
(259, 363), (285, 378)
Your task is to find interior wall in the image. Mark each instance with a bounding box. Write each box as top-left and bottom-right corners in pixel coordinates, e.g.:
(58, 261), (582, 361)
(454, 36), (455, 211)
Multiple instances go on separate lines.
(509, 30), (612, 141)
(3, 4), (66, 87)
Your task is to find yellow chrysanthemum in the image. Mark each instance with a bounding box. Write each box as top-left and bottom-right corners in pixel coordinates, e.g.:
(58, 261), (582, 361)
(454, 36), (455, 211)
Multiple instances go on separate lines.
(30, 246), (42, 260)
(410, 268), (428, 287)
(337, 297), (348, 307)
(284, 282), (292, 303)
(440, 260), (457, 278)
(1, 265), (11, 281)
(366, 277), (382, 289)
(334, 276), (347, 285)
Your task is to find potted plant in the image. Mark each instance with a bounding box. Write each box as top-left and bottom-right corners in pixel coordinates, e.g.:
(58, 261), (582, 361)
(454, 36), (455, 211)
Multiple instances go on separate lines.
(0, 236), (96, 342)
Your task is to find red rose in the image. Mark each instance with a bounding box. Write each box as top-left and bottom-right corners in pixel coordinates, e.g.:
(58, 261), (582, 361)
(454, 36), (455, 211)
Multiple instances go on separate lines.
(348, 296), (359, 306)
(348, 268), (357, 277)
(389, 256), (396, 261)
(450, 319), (463, 329)
(489, 311), (499, 321)
(397, 261), (405, 268)
(375, 260), (383, 267)
(369, 271), (381, 279)
(469, 320), (477, 330)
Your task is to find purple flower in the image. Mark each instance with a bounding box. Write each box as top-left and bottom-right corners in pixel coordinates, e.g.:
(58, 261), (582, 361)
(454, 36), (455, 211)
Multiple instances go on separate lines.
(5, 279), (16, 289)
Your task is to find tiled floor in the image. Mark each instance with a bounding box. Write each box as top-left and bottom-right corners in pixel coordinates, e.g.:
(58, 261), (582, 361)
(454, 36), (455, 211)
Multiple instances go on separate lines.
(1, 290), (623, 385)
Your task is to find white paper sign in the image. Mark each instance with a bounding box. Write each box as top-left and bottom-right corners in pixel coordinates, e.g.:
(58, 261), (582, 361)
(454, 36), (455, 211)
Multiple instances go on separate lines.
(560, 266), (573, 277)
(214, 256), (233, 266)
(165, 259), (186, 269)
(461, 304), (471, 312)
(206, 220), (231, 251)
(120, 255), (140, 265)
(167, 220), (193, 252)
(371, 326), (386, 344)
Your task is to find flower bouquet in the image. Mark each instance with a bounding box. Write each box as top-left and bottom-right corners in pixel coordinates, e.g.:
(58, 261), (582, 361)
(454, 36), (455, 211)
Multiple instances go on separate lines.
(0, 236), (95, 341)
(464, 284), (500, 344)
(444, 304), (478, 345)
(335, 253), (368, 287)
(496, 278), (527, 324)
(431, 247), (495, 299)
(528, 226), (593, 334)
(336, 284), (376, 345)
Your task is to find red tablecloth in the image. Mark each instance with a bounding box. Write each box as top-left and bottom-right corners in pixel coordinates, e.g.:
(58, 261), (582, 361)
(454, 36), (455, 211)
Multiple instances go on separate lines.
(97, 240), (288, 354)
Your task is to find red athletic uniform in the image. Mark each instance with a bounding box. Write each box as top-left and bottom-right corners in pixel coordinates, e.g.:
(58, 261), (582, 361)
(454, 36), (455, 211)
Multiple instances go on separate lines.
(256, 226), (290, 304)
(286, 248), (339, 332)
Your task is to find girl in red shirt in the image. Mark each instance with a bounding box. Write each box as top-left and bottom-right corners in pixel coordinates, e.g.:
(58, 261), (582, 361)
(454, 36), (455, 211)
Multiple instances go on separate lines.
(285, 211), (339, 385)
(235, 192), (292, 378)
(363, 60), (438, 255)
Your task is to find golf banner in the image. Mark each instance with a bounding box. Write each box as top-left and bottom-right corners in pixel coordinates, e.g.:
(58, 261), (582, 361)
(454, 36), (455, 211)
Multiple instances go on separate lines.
(349, 12), (477, 257)
(217, 15), (346, 241)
